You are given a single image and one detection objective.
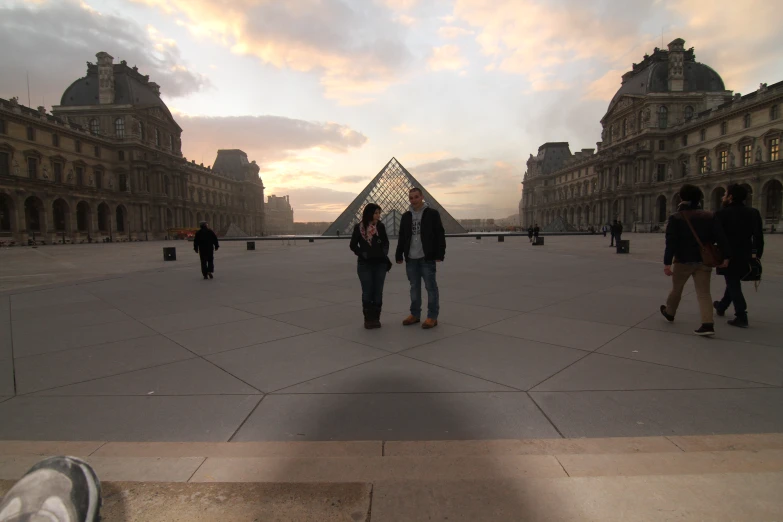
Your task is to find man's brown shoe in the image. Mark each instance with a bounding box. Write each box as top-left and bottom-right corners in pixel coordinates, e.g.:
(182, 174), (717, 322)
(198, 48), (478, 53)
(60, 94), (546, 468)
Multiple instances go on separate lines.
(402, 315), (420, 326)
(422, 318), (438, 329)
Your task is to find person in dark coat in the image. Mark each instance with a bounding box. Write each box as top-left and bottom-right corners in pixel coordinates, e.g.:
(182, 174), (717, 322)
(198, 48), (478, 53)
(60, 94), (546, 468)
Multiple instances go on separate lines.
(396, 187), (446, 329)
(713, 184), (764, 328)
(350, 203), (390, 329)
(532, 223), (540, 242)
(193, 221), (219, 279)
(660, 184), (725, 336)
(527, 226), (534, 243)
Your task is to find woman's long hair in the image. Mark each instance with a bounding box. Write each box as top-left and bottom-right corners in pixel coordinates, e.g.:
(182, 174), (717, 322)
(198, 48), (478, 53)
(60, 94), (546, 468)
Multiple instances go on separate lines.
(361, 203), (381, 228)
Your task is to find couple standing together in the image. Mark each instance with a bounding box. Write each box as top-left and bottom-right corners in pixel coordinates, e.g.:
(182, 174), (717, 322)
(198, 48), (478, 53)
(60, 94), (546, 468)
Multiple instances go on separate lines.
(349, 187), (446, 330)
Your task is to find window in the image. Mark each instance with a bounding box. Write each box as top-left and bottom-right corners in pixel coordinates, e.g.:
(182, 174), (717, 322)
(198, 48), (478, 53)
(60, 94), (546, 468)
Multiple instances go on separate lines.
(699, 156), (707, 174)
(721, 121), (728, 135)
(115, 118), (125, 138)
(720, 150), (728, 171)
(744, 114), (752, 128)
(638, 111), (643, 131)
(0, 152), (9, 176)
(155, 128), (161, 147)
(658, 140), (665, 151)
(770, 138), (779, 161)
(27, 126), (35, 141)
(700, 129), (706, 141)
(140, 123), (146, 141)
(89, 119), (100, 135)
(658, 106), (668, 129)
(743, 144), (752, 166)
(119, 174), (127, 192)
(169, 134), (174, 150)
(75, 140), (81, 153)
(656, 163), (666, 182)
(0, 119), (5, 134)
(681, 160), (688, 178)
(118, 150), (125, 161)
(75, 167), (84, 186)
(145, 174), (150, 192)
(27, 157), (38, 179)
(54, 162), (63, 183)
(95, 171), (103, 189)
(622, 119), (627, 138)
(771, 105), (780, 120)
(52, 134), (59, 147)
(684, 106), (694, 120)
(682, 134), (688, 146)
(94, 146), (100, 158)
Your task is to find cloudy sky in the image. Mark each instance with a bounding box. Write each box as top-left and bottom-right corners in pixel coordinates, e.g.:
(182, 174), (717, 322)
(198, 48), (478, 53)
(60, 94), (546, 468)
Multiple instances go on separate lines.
(1, 0), (781, 221)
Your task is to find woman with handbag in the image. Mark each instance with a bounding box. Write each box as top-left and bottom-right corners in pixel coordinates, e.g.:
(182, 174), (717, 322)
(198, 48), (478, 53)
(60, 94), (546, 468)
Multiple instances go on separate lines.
(350, 203), (391, 329)
(660, 184), (727, 336)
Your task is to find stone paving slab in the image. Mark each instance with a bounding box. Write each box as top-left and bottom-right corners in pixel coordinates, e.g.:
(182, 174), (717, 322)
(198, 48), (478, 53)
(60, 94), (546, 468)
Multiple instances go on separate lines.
(0, 235), (780, 442)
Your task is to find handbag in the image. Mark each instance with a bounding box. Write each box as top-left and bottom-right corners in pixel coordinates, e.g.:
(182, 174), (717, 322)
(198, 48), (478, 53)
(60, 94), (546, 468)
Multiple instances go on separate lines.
(742, 257), (762, 282)
(681, 211), (724, 268)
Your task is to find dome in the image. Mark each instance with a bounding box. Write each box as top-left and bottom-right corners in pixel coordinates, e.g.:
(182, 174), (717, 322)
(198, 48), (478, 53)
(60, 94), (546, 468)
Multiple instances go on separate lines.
(60, 60), (175, 121)
(607, 42), (726, 112)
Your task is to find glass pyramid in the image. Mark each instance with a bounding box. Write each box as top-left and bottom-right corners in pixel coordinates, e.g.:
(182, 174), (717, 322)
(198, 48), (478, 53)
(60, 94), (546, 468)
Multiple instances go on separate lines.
(324, 158), (466, 236)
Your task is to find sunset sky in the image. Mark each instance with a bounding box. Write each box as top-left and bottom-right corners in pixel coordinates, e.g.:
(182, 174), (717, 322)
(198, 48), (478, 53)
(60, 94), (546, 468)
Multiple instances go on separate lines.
(1, 0), (781, 221)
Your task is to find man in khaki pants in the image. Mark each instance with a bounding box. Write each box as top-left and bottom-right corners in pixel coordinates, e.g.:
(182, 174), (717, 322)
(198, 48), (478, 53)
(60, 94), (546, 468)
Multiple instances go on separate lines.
(659, 184), (725, 336)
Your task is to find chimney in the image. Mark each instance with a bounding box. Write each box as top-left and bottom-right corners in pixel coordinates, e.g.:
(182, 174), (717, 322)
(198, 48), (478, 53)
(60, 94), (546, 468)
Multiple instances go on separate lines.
(96, 52), (115, 104)
(667, 38), (685, 92)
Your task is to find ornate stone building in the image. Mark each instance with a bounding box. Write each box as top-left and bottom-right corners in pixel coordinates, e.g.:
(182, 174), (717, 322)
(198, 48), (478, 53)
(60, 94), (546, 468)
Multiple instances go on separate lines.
(0, 52), (265, 244)
(520, 39), (783, 232)
(264, 195), (294, 235)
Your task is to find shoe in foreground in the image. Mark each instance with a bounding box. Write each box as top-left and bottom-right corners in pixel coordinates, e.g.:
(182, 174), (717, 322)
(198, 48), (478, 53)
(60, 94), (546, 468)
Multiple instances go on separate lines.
(422, 318), (438, 329)
(659, 305), (674, 322)
(0, 456), (101, 522)
(402, 315), (420, 326)
(728, 317), (749, 328)
(694, 323), (715, 336)
(713, 301), (725, 317)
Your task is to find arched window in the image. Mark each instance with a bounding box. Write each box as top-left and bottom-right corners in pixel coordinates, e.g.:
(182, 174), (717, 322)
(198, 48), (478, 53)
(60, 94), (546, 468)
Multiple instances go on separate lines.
(115, 118), (125, 138)
(658, 106), (668, 129)
(684, 106), (694, 120)
(89, 119), (100, 135)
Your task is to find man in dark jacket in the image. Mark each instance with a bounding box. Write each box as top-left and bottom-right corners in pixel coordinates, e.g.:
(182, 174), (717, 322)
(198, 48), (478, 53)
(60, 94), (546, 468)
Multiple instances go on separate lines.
(396, 187), (446, 329)
(193, 221), (219, 279)
(660, 184), (725, 336)
(713, 184), (764, 328)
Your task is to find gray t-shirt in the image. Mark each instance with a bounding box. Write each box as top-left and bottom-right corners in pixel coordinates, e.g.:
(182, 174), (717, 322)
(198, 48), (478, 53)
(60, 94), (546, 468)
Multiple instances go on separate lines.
(408, 207), (425, 259)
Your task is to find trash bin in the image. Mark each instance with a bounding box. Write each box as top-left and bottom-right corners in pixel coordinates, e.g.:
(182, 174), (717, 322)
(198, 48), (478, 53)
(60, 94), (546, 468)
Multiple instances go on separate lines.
(475, 235), (482, 240)
(247, 241), (256, 250)
(309, 239), (314, 243)
(498, 235), (505, 242)
(533, 237), (544, 246)
(616, 239), (630, 254)
(163, 247), (176, 261)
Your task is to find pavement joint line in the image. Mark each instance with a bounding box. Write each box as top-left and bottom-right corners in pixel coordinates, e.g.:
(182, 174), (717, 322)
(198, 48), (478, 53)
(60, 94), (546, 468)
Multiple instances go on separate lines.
(393, 351), (525, 392)
(527, 391), (565, 439)
(227, 395), (266, 442)
(185, 457), (208, 483)
(87, 441), (108, 457)
(525, 350), (594, 392)
(162, 327), (317, 359)
(268, 351), (395, 394)
(665, 436), (687, 452)
(554, 455), (571, 477)
(10, 332), (161, 361)
(631, 324), (783, 349)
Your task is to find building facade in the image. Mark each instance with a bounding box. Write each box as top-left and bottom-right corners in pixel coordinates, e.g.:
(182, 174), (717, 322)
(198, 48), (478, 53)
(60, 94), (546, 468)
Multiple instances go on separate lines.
(520, 39), (783, 232)
(264, 195), (295, 235)
(0, 52), (265, 245)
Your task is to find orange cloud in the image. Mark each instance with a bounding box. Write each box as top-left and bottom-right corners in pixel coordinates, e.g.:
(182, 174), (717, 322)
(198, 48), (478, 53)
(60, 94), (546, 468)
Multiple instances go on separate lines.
(429, 44), (468, 71)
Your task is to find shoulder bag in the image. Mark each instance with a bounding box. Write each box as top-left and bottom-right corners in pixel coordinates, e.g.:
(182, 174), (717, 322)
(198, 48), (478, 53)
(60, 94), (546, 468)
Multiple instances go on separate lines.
(681, 211), (724, 268)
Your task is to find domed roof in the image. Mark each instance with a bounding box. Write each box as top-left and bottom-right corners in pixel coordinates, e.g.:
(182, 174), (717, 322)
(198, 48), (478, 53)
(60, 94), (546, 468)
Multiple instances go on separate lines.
(60, 60), (175, 120)
(607, 42), (726, 112)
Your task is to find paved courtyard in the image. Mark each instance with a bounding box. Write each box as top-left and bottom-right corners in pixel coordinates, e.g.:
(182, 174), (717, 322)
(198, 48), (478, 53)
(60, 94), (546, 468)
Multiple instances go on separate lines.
(0, 234), (781, 442)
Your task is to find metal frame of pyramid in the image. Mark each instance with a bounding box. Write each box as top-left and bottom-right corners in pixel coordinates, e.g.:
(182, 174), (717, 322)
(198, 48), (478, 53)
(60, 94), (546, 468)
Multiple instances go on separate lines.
(323, 158), (466, 236)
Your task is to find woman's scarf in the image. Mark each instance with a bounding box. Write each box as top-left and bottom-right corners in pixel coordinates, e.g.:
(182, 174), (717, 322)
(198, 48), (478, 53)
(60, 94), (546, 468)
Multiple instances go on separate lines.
(360, 222), (377, 243)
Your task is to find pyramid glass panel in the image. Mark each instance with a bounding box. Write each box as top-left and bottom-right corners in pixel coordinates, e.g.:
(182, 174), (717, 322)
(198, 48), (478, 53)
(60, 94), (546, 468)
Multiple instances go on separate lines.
(324, 158), (466, 236)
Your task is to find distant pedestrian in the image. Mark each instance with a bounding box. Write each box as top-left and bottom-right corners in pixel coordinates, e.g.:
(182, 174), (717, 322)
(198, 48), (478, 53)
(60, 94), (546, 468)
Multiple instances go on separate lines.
(660, 184), (725, 336)
(609, 220), (620, 246)
(713, 184), (764, 328)
(527, 226), (534, 243)
(533, 223), (540, 243)
(396, 187), (446, 329)
(601, 224), (607, 237)
(350, 203), (390, 329)
(193, 221), (219, 280)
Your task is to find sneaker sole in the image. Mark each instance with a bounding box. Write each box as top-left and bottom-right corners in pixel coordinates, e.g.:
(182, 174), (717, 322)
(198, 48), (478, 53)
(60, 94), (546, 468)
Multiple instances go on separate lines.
(694, 331), (715, 336)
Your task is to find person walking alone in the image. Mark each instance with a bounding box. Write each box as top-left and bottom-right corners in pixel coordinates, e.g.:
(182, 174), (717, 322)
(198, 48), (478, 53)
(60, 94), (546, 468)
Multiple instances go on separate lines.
(713, 184), (764, 328)
(396, 187), (446, 329)
(533, 223), (540, 244)
(193, 221), (219, 280)
(350, 203), (390, 329)
(659, 184), (725, 336)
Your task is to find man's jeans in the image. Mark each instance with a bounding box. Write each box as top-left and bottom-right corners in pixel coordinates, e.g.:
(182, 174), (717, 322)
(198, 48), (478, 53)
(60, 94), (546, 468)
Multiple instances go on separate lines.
(717, 275), (747, 319)
(406, 258), (439, 320)
(357, 262), (387, 309)
(199, 252), (214, 276)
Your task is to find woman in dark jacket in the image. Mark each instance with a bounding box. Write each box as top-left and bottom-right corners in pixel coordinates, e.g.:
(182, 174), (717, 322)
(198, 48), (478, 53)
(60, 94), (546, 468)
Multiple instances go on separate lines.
(350, 204), (390, 329)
